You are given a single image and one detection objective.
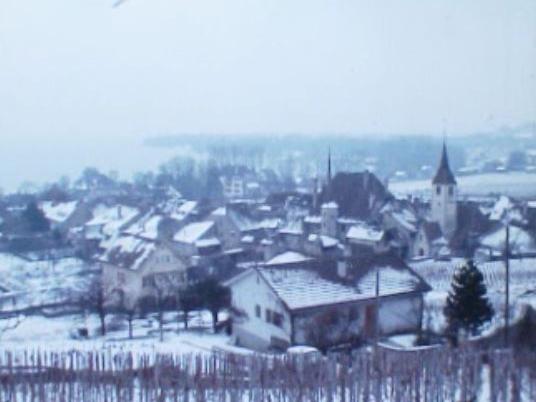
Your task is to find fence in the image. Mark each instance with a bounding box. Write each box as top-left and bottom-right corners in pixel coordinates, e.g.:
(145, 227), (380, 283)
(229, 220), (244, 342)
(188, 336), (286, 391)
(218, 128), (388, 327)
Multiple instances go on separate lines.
(0, 346), (534, 401)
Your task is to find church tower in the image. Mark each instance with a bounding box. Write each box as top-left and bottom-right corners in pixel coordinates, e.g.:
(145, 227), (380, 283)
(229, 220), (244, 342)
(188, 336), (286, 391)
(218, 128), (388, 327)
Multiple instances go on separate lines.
(431, 143), (458, 238)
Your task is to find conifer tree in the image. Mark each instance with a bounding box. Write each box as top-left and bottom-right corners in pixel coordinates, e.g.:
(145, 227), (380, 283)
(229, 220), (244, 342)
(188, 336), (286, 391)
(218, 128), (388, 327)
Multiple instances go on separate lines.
(444, 260), (494, 336)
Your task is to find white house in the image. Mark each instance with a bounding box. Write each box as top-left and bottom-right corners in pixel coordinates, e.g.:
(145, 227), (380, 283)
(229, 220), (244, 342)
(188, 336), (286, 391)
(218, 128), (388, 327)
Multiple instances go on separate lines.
(412, 221), (449, 259)
(172, 221), (220, 258)
(100, 235), (189, 309)
(225, 254), (430, 351)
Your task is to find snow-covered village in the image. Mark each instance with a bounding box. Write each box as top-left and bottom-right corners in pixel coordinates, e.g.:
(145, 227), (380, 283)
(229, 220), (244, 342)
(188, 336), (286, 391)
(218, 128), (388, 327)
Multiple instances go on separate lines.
(2, 0), (536, 401)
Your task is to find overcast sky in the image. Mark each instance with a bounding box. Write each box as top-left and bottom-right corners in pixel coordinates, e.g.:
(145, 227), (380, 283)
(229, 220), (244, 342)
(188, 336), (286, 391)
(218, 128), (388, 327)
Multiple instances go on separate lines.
(1, 0), (535, 140)
(0, 0), (535, 190)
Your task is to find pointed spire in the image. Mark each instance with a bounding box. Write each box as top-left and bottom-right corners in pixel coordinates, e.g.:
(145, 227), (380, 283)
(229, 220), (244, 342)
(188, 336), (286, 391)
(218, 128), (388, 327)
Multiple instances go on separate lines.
(326, 147), (333, 202)
(432, 141), (457, 185)
(327, 147), (332, 184)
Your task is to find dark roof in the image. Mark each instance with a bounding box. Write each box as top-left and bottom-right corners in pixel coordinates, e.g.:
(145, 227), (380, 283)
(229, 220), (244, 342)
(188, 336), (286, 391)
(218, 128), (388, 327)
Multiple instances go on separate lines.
(422, 221), (443, 242)
(318, 172), (392, 219)
(449, 201), (493, 256)
(432, 143), (457, 185)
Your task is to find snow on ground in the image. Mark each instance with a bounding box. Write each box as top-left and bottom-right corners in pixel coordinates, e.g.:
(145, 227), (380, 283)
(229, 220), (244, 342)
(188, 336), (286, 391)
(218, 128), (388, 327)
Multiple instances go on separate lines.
(411, 258), (536, 333)
(0, 253), (94, 311)
(40, 201), (78, 224)
(389, 172), (536, 198)
(0, 310), (251, 357)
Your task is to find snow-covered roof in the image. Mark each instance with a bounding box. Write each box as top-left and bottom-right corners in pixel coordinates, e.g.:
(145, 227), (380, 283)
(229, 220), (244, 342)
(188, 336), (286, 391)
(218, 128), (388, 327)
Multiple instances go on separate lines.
(210, 207), (260, 232)
(173, 221), (214, 244)
(39, 201), (78, 224)
(101, 235), (156, 271)
(265, 251), (311, 266)
(241, 235), (254, 244)
(257, 265), (424, 311)
(346, 225), (384, 242)
(489, 196), (513, 221)
(479, 224), (536, 254)
(258, 218), (280, 230)
(211, 207), (226, 216)
(307, 234), (338, 248)
(170, 201), (197, 221)
(304, 216), (322, 224)
(195, 238), (221, 248)
(279, 220), (303, 235)
(321, 202), (338, 209)
(85, 204), (139, 237)
(124, 213), (162, 240)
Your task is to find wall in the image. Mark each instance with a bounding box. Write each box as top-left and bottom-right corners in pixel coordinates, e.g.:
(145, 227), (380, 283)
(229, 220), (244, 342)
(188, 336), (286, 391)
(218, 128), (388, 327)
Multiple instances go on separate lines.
(229, 270), (291, 351)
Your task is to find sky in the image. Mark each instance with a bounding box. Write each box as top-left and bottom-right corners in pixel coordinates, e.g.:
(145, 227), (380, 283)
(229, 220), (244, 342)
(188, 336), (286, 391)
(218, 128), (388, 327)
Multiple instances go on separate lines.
(0, 0), (535, 189)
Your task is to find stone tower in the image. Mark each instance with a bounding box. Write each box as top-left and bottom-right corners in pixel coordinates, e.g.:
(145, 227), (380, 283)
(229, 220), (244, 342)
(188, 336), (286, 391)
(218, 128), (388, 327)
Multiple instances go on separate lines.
(431, 142), (458, 238)
(321, 202), (338, 238)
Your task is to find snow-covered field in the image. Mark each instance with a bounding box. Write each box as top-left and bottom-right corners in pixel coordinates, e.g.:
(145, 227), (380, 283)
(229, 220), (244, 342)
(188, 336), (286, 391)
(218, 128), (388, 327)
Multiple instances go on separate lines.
(0, 253), (94, 311)
(0, 310), (250, 357)
(389, 172), (536, 198)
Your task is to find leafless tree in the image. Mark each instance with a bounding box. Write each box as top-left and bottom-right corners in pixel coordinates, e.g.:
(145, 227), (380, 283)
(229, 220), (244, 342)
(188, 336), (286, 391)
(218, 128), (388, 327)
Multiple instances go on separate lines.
(147, 272), (182, 342)
(78, 275), (110, 336)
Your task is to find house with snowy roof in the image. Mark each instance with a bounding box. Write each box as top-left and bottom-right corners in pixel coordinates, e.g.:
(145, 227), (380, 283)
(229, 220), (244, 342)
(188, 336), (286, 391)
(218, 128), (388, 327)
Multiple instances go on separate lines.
(225, 253), (430, 351)
(475, 223), (536, 261)
(346, 223), (387, 255)
(100, 234), (189, 309)
(172, 220), (221, 258)
(208, 206), (262, 250)
(412, 221), (450, 259)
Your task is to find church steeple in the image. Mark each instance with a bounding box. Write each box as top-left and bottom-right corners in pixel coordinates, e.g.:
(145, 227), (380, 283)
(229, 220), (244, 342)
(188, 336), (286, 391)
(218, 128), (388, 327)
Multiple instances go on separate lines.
(432, 142), (457, 185)
(326, 147), (333, 201)
(431, 141), (458, 238)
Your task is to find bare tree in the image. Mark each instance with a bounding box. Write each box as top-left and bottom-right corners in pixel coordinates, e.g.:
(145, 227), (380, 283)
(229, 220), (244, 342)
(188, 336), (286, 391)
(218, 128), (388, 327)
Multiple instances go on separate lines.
(79, 275), (109, 336)
(178, 285), (200, 330)
(147, 272), (181, 342)
(117, 294), (138, 340)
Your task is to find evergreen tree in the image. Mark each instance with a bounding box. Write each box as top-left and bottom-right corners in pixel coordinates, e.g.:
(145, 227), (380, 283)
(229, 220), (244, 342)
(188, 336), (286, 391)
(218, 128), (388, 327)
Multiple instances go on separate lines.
(195, 279), (231, 332)
(444, 260), (494, 336)
(22, 201), (50, 233)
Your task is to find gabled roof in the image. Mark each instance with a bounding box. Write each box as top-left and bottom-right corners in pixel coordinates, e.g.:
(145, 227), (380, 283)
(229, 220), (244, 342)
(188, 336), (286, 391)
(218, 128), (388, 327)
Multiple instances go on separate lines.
(100, 235), (156, 271)
(318, 171), (392, 219)
(173, 221), (214, 244)
(432, 143), (457, 185)
(258, 262), (428, 312)
(265, 251), (311, 266)
(346, 224), (384, 242)
(307, 234), (339, 248)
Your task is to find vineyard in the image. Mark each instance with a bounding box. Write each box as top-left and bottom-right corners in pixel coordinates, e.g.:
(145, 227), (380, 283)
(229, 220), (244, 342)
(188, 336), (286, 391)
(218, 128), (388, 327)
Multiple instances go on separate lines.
(0, 346), (534, 401)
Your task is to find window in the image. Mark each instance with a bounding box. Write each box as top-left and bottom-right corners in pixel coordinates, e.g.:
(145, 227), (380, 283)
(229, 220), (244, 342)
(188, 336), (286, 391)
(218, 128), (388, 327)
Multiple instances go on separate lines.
(272, 312), (284, 327)
(436, 186), (441, 195)
(448, 186), (454, 196)
(265, 309), (272, 323)
(142, 276), (155, 288)
(255, 305), (261, 318)
(349, 306), (359, 321)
